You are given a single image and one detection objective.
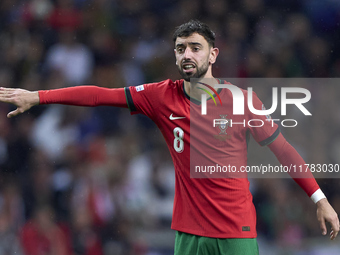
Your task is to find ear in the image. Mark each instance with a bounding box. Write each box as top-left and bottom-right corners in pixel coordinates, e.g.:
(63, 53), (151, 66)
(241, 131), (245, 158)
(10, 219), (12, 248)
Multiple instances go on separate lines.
(209, 47), (219, 65)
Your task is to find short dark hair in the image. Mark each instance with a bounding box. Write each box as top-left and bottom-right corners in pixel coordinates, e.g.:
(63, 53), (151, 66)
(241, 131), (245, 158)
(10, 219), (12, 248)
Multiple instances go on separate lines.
(173, 20), (216, 47)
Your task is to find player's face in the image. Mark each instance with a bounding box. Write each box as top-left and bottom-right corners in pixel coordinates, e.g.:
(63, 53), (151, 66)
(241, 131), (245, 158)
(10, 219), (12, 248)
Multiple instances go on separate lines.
(174, 33), (218, 81)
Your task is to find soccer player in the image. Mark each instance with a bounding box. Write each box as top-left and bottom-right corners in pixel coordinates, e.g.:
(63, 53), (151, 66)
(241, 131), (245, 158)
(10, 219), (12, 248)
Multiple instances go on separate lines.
(0, 20), (338, 255)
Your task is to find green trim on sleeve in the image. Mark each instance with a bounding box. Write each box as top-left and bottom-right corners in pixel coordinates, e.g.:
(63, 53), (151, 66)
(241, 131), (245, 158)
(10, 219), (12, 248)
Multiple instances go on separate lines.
(259, 127), (280, 146)
(124, 87), (130, 111)
(124, 87), (136, 112)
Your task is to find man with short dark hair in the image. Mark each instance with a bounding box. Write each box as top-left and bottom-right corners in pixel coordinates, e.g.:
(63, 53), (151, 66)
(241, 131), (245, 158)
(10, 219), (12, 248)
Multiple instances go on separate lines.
(0, 20), (338, 255)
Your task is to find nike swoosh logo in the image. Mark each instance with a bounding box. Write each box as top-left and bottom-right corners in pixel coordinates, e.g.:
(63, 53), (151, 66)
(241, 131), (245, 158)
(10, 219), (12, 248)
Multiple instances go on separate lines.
(169, 113), (186, 120)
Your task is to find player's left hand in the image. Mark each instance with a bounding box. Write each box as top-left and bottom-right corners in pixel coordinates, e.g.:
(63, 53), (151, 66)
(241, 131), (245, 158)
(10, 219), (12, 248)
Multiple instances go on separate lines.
(316, 198), (339, 240)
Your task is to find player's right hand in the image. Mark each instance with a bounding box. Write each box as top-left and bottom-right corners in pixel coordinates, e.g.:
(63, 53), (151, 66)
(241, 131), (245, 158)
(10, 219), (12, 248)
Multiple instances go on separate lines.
(0, 87), (40, 118)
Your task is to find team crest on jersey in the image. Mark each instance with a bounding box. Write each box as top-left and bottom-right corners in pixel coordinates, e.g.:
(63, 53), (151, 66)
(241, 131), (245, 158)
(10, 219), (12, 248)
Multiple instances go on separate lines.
(213, 114), (232, 141)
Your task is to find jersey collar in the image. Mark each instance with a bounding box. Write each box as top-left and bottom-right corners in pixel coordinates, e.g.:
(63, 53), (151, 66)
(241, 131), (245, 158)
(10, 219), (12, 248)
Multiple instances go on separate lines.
(183, 79), (223, 105)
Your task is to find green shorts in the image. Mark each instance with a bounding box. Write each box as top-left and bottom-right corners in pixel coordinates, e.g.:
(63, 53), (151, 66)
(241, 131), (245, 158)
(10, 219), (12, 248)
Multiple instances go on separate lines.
(174, 231), (259, 255)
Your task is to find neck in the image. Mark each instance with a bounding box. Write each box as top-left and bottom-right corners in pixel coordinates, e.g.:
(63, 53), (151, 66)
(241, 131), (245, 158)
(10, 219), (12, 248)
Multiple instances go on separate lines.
(183, 72), (216, 101)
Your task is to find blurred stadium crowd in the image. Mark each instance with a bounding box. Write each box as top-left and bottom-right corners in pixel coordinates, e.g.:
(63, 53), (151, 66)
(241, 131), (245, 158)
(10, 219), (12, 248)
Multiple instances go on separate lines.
(0, 0), (340, 254)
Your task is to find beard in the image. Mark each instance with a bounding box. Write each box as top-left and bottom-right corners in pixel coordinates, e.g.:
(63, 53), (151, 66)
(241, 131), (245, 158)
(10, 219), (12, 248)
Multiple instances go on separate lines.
(177, 60), (209, 82)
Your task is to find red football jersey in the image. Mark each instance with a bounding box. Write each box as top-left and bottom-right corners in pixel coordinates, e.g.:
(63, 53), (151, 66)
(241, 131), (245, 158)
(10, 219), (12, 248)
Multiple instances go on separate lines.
(38, 81), (320, 238)
(125, 79), (280, 238)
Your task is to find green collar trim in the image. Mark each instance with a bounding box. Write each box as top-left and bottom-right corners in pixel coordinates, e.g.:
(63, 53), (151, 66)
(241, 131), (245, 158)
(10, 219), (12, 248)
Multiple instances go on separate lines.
(183, 79), (223, 105)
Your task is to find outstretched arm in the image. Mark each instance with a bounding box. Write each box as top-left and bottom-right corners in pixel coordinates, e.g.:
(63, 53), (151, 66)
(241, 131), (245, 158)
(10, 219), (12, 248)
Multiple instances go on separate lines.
(268, 133), (339, 240)
(0, 86), (128, 118)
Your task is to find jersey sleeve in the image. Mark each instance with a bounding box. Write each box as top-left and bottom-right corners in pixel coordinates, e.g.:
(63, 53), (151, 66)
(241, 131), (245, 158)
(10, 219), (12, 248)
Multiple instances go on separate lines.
(124, 82), (163, 118)
(39, 86), (127, 108)
(268, 132), (320, 197)
(247, 91), (280, 146)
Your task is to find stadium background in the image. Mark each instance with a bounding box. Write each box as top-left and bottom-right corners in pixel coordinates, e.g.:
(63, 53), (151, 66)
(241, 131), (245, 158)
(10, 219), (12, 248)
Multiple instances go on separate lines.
(0, 0), (340, 254)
